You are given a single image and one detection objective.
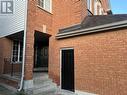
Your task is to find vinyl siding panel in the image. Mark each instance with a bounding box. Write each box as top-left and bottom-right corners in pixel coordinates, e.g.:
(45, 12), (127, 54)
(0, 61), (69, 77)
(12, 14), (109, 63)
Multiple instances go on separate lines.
(0, 0), (27, 37)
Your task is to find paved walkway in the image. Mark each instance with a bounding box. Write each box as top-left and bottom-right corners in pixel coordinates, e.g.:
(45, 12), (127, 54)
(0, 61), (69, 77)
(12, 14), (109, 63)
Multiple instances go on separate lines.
(0, 85), (77, 95)
(0, 85), (15, 95)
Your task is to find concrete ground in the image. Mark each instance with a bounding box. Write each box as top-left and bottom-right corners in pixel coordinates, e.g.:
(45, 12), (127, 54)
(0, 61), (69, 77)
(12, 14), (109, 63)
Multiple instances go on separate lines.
(0, 84), (77, 95)
(0, 85), (15, 95)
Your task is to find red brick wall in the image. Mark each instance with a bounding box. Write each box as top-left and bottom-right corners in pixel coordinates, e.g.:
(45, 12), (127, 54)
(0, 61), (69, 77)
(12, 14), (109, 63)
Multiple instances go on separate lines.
(35, 6), (52, 33)
(0, 38), (21, 74)
(0, 38), (13, 74)
(48, 0), (110, 84)
(49, 28), (127, 95)
(24, 0), (36, 80)
(48, 0), (87, 84)
(0, 0), (110, 82)
(3, 63), (22, 74)
(0, 38), (4, 74)
(25, 0), (88, 81)
(26, 0), (87, 80)
(26, 0), (110, 82)
(52, 0), (87, 32)
(24, 0), (53, 80)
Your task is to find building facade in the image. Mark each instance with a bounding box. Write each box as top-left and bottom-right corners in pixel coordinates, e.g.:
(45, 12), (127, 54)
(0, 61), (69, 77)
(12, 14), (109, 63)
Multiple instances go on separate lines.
(2, 0), (127, 95)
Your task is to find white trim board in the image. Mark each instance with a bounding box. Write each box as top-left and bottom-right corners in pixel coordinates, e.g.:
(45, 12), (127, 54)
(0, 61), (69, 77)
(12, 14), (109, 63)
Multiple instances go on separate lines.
(75, 90), (98, 95)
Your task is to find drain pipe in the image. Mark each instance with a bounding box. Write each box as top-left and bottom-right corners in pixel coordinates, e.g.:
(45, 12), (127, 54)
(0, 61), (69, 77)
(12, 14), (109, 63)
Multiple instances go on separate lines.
(18, 0), (28, 91)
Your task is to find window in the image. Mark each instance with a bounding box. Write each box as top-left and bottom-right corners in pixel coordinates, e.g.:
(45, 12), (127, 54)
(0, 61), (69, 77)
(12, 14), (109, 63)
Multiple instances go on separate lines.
(94, 0), (103, 15)
(94, 0), (97, 15)
(38, 0), (52, 12)
(87, 0), (92, 15)
(12, 41), (23, 63)
(87, 0), (91, 11)
(99, 7), (103, 15)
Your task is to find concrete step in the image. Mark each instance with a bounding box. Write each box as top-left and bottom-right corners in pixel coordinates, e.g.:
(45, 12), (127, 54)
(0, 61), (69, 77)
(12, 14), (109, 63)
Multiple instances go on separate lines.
(34, 78), (52, 85)
(34, 67), (48, 72)
(34, 74), (49, 80)
(56, 89), (78, 95)
(33, 83), (57, 95)
(33, 73), (58, 95)
(34, 81), (56, 90)
(34, 91), (57, 95)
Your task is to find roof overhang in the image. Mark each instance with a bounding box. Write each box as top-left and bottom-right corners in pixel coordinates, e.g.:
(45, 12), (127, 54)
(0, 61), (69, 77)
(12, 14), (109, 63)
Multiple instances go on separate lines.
(56, 20), (127, 39)
(6, 31), (24, 41)
(34, 30), (51, 46)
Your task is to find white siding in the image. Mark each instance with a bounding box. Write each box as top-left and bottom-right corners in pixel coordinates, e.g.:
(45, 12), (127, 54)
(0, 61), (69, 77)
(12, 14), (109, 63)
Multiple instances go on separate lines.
(0, 0), (27, 38)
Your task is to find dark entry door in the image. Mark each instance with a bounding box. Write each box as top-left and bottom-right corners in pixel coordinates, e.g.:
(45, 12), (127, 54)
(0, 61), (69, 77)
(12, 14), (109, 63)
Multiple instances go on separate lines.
(35, 47), (48, 68)
(61, 49), (74, 92)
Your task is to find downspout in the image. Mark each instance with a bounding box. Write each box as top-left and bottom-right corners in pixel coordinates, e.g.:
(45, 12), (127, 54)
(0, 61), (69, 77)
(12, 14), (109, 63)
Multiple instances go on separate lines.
(18, 0), (28, 91)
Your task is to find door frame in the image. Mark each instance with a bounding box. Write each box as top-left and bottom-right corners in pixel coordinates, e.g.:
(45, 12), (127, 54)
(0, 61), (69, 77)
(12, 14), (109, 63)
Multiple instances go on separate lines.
(60, 47), (74, 91)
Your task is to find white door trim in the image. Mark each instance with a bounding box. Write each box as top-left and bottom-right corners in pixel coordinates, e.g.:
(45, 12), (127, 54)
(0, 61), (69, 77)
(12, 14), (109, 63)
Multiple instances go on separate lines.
(75, 90), (98, 95)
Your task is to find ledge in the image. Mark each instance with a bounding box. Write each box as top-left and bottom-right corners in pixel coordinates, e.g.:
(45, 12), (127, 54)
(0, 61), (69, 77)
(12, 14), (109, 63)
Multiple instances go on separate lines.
(37, 5), (53, 15)
(56, 20), (127, 39)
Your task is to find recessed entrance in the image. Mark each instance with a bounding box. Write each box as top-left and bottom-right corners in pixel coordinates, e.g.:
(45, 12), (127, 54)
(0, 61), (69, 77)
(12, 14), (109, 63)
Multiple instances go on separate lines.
(34, 31), (51, 72)
(61, 48), (74, 92)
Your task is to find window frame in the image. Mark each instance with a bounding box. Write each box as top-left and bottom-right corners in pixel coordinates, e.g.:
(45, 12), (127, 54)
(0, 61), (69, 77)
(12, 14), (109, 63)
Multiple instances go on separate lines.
(38, 0), (52, 13)
(94, 0), (103, 15)
(94, 0), (98, 15)
(87, 0), (92, 11)
(98, 3), (103, 15)
(12, 41), (23, 63)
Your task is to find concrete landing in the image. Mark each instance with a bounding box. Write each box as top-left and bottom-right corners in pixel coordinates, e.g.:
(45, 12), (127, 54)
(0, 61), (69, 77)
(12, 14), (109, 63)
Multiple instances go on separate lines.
(0, 85), (15, 95)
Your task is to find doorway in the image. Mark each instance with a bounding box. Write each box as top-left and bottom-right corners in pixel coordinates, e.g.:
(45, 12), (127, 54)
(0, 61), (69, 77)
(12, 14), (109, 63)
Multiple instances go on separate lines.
(34, 46), (48, 71)
(34, 31), (51, 72)
(61, 48), (74, 92)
